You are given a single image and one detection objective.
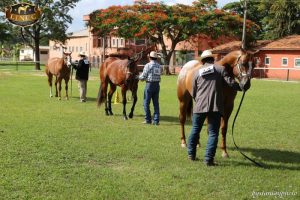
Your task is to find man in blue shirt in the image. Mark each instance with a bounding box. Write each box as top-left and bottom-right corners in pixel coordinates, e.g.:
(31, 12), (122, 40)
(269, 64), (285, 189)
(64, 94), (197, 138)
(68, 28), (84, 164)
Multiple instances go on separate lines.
(138, 51), (161, 125)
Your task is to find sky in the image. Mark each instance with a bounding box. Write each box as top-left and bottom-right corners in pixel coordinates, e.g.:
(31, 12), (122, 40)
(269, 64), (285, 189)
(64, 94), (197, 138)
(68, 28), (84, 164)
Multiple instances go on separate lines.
(68, 0), (237, 33)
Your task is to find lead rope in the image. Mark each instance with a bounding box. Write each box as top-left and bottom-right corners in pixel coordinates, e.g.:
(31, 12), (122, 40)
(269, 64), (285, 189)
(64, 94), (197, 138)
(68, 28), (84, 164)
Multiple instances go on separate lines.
(231, 91), (264, 168)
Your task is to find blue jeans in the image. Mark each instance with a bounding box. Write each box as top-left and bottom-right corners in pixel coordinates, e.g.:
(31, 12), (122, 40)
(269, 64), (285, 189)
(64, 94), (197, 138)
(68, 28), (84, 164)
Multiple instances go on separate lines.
(187, 112), (221, 162)
(143, 82), (160, 123)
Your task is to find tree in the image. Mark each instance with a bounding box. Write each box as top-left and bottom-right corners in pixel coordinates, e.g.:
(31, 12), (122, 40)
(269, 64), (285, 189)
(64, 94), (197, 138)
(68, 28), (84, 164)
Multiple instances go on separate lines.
(89, 0), (257, 74)
(0, 0), (80, 70)
(224, 0), (300, 40)
(222, 0), (267, 39)
(258, 0), (300, 39)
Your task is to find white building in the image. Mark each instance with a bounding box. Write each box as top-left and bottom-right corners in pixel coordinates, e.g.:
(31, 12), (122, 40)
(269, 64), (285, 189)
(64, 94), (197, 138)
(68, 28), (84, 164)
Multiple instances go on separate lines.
(19, 46), (49, 64)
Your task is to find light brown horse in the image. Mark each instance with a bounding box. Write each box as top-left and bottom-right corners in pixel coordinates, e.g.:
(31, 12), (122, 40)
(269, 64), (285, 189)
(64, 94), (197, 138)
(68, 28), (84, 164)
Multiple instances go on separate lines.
(45, 52), (72, 100)
(177, 49), (255, 158)
(97, 54), (140, 120)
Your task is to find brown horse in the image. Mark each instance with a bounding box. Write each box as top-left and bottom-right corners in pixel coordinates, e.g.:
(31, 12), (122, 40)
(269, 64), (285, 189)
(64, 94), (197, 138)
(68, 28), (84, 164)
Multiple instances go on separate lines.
(97, 54), (140, 120)
(45, 52), (72, 100)
(177, 49), (255, 158)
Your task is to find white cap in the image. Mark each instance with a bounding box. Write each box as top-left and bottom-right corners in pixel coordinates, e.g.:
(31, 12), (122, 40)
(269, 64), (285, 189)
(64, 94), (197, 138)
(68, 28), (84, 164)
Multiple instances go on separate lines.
(149, 51), (158, 58)
(200, 50), (214, 61)
(79, 51), (86, 57)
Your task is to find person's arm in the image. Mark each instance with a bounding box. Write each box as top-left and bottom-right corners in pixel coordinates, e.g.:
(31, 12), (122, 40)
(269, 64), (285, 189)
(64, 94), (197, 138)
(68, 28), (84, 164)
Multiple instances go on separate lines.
(192, 73), (198, 100)
(139, 64), (150, 81)
(222, 68), (242, 91)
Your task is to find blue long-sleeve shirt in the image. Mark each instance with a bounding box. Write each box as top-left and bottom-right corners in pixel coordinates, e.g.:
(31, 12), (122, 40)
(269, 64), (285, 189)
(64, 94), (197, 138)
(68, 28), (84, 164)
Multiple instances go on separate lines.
(139, 60), (161, 82)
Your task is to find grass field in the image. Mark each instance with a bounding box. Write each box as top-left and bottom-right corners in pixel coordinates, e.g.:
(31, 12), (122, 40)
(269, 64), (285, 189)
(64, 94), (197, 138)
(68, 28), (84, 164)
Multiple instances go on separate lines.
(0, 67), (299, 199)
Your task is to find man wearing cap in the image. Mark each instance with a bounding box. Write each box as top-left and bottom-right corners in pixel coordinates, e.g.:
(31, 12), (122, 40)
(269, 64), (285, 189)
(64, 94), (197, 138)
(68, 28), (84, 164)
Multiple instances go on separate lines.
(187, 50), (246, 166)
(138, 51), (161, 125)
(73, 52), (90, 102)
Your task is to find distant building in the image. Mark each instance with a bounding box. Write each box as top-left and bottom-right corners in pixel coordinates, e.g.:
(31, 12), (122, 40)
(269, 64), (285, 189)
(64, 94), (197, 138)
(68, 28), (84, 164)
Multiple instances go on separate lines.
(211, 35), (300, 80)
(19, 46), (49, 64)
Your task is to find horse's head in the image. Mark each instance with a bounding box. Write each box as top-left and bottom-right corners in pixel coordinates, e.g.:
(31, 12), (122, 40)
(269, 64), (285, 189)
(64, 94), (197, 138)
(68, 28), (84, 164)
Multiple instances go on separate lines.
(224, 48), (255, 91)
(63, 51), (72, 68)
(124, 55), (140, 85)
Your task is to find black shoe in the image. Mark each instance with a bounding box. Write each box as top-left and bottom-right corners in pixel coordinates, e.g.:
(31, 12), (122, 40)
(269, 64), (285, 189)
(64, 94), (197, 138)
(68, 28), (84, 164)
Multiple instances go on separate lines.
(204, 160), (218, 166)
(188, 155), (196, 161)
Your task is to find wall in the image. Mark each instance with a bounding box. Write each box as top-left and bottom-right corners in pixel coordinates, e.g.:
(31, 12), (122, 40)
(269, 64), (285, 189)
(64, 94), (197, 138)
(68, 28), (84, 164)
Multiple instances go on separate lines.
(254, 50), (300, 80)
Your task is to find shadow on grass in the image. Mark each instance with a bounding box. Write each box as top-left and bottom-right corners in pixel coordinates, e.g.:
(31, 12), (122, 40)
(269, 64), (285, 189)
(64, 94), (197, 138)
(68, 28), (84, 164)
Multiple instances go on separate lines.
(227, 147), (300, 170)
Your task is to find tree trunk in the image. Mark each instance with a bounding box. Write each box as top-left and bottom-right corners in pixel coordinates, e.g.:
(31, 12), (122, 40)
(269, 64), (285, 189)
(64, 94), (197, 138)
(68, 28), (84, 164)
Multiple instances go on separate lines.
(34, 38), (40, 70)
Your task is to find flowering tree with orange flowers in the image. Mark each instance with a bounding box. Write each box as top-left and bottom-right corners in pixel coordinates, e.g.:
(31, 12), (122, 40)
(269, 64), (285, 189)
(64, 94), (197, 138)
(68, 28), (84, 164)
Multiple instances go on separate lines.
(89, 0), (258, 74)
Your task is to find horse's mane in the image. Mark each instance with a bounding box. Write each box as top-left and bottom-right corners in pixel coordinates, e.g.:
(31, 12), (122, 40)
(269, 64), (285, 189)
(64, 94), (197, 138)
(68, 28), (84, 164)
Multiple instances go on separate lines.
(108, 53), (130, 59)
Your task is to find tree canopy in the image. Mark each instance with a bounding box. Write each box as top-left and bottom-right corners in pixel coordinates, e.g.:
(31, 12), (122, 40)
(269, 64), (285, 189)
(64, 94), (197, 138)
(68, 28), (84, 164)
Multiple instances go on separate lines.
(223, 0), (300, 40)
(89, 0), (257, 73)
(0, 0), (79, 70)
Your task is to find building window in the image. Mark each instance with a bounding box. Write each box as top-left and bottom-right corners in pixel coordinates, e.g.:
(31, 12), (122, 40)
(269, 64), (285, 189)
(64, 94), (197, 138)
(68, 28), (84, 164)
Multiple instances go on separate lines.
(120, 39), (124, 46)
(21, 50), (24, 53)
(295, 58), (300, 68)
(112, 39), (115, 46)
(265, 57), (270, 65)
(80, 47), (83, 52)
(282, 58), (288, 66)
(69, 46), (72, 52)
(76, 46), (78, 52)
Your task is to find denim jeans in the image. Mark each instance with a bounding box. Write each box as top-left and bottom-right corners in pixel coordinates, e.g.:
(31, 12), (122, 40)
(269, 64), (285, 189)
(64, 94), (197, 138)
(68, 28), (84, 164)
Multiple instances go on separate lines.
(143, 82), (160, 123)
(187, 112), (221, 162)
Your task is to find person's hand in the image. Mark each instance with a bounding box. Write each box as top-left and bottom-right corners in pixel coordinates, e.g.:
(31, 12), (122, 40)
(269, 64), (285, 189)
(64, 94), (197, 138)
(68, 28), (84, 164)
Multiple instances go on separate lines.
(239, 78), (251, 92)
(135, 75), (140, 80)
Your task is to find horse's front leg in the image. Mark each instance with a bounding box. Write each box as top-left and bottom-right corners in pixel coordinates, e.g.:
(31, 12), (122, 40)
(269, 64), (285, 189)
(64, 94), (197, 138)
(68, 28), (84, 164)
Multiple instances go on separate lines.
(121, 87), (128, 120)
(57, 77), (62, 100)
(47, 72), (53, 97)
(128, 88), (138, 119)
(64, 77), (69, 100)
(107, 84), (116, 115)
(54, 77), (58, 97)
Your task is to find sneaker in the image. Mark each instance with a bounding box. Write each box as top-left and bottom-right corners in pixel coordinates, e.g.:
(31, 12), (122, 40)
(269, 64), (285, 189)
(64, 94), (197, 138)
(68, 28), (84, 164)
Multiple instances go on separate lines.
(152, 122), (160, 125)
(142, 121), (151, 124)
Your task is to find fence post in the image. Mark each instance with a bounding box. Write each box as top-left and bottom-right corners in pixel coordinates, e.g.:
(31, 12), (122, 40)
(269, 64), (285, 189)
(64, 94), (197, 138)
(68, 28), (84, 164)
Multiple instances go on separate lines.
(286, 69), (290, 81)
(16, 61), (18, 71)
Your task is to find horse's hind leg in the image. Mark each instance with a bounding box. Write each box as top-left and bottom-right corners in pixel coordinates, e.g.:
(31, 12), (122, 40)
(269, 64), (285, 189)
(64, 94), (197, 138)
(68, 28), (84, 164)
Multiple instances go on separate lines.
(179, 100), (188, 147)
(107, 83), (116, 115)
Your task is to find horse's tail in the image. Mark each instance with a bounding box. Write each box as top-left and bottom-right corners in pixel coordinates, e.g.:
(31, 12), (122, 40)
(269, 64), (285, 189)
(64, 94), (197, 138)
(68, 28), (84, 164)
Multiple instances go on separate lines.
(186, 97), (193, 120)
(97, 83), (105, 107)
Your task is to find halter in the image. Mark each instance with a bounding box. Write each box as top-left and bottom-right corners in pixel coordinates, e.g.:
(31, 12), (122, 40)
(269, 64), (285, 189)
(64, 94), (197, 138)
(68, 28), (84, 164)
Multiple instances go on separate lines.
(64, 54), (72, 68)
(235, 55), (249, 78)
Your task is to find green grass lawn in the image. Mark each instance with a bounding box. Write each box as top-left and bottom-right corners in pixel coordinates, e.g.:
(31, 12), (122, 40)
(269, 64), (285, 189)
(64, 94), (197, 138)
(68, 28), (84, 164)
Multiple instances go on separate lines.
(0, 69), (299, 199)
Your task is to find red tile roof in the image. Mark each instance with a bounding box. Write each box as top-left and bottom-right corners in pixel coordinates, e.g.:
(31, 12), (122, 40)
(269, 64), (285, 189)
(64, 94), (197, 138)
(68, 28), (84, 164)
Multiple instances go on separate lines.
(211, 40), (270, 53)
(260, 35), (300, 50)
(211, 35), (300, 53)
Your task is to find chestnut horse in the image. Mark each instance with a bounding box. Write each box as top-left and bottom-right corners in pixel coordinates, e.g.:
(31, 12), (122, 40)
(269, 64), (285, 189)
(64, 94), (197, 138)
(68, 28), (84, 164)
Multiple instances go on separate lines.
(97, 54), (140, 120)
(45, 52), (72, 100)
(177, 49), (255, 158)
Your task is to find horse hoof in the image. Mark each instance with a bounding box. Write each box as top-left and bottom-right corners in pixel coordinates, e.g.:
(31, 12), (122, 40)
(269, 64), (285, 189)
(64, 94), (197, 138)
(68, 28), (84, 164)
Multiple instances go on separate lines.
(128, 113), (133, 118)
(181, 143), (187, 148)
(109, 112), (114, 116)
(197, 144), (201, 148)
(222, 152), (229, 158)
(58, 98), (61, 101)
(50, 95), (53, 98)
(123, 116), (128, 120)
